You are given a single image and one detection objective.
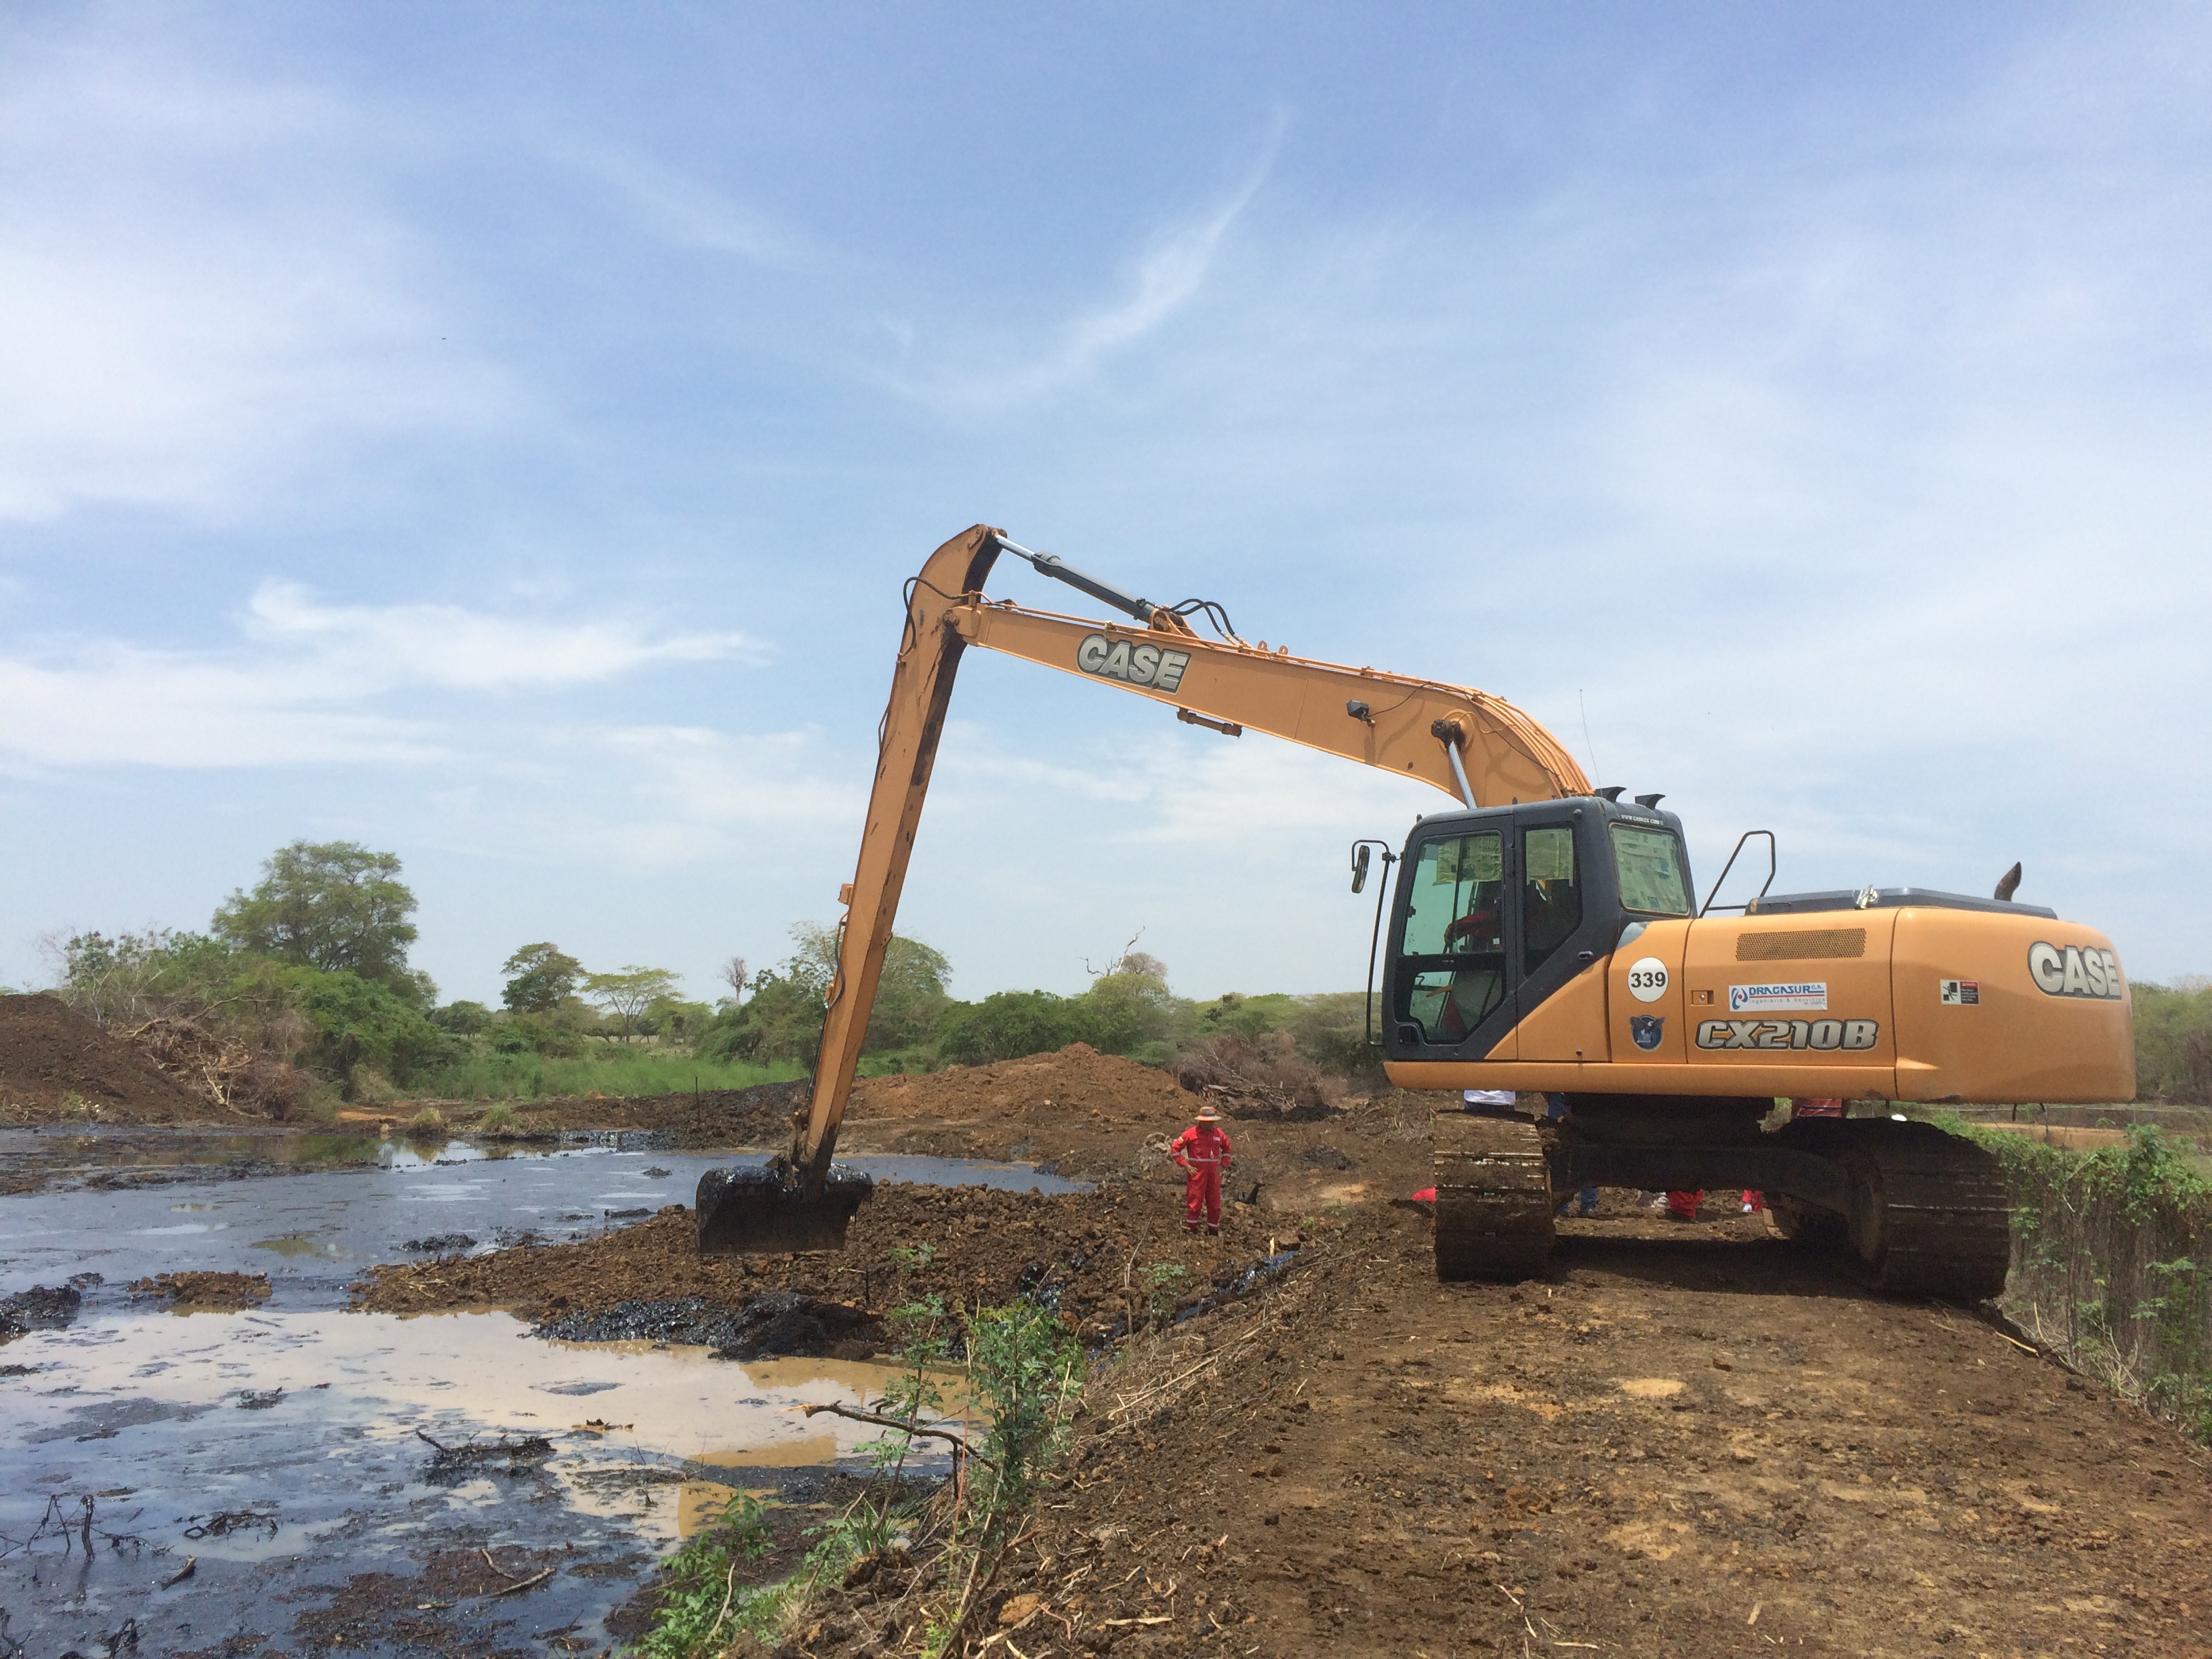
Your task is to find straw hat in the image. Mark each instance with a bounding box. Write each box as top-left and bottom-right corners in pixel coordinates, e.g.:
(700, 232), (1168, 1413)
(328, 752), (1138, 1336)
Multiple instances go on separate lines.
(1194, 1103), (1223, 1122)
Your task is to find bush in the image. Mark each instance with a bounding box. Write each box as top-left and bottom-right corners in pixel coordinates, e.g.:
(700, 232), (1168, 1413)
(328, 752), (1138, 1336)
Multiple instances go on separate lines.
(432, 1000), (493, 1036)
(405, 1105), (447, 1138)
(1981, 1124), (2212, 1446)
(935, 990), (1090, 1065)
(280, 967), (466, 1088)
(2133, 980), (2212, 1104)
(489, 1013), (588, 1059)
(476, 1101), (520, 1134)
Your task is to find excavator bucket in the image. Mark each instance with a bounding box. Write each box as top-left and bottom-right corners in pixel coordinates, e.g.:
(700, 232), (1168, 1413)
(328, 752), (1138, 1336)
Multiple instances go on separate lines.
(695, 1163), (874, 1256)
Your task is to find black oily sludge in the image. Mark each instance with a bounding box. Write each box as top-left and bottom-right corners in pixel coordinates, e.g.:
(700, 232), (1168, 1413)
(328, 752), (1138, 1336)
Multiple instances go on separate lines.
(534, 1291), (879, 1361)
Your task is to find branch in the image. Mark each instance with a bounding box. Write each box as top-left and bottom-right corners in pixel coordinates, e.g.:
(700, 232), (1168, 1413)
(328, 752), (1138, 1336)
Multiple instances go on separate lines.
(798, 1402), (996, 1467)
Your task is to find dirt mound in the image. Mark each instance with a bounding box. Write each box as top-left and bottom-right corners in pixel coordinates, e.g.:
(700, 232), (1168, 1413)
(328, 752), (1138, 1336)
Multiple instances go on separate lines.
(0, 993), (222, 1124)
(352, 1183), (1297, 1343)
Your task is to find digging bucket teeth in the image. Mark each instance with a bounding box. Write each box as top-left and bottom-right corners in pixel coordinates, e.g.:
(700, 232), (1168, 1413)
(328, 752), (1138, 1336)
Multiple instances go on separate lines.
(695, 1162), (873, 1256)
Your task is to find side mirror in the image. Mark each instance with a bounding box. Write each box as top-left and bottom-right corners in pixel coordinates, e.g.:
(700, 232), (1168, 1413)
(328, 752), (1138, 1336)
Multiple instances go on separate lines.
(1351, 843), (1371, 894)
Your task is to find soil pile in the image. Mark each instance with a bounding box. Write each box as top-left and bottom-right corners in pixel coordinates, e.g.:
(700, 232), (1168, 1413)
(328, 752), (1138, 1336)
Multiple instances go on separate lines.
(0, 993), (220, 1125)
(467, 1048), (1429, 1193)
(131, 1271), (273, 1309)
(352, 1182), (1298, 1340)
(954, 1205), (2212, 1658)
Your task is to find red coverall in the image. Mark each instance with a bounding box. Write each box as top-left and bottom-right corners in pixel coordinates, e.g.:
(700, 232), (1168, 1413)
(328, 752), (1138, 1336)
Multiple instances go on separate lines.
(1170, 1122), (1233, 1231)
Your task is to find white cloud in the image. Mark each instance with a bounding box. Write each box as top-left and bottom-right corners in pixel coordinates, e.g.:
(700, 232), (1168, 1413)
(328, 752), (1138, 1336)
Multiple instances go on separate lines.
(0, 586), (760, 770)
(564, 144), (819, 271)
(0, 43), (518, 521)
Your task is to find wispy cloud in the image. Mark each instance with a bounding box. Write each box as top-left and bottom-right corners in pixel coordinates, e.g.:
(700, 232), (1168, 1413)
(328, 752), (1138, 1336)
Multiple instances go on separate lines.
(561, 144), (819, 271)
(899, 117), (1286, 409)
(0, 586), (759, 769)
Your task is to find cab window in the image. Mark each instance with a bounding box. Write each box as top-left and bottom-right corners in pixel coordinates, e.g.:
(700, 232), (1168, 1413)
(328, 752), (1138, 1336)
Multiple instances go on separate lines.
(1610, 823), (1690, 916)
(1397, 831), (1506, 1044)
(1521, 825), (1582, 974)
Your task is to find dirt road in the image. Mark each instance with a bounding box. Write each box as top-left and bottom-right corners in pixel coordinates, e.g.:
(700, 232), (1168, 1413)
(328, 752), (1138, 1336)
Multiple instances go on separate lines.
(1008, 1201), (2212, 1658)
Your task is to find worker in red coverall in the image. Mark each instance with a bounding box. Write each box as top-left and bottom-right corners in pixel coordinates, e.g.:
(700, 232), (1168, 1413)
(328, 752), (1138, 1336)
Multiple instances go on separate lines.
(1170, 1103), (1234, 1235)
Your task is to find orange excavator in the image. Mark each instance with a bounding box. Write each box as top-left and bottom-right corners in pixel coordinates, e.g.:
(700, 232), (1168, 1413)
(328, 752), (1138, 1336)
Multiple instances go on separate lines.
(697, 526), (2134, 1296)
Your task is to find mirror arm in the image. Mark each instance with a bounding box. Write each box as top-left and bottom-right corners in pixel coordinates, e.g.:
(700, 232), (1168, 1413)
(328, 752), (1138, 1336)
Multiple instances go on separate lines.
(1351, 838), (1399, 1046)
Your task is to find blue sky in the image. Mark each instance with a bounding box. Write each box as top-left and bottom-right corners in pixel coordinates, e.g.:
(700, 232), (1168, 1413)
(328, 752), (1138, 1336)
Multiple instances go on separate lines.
(3, 3), (2207, 1005)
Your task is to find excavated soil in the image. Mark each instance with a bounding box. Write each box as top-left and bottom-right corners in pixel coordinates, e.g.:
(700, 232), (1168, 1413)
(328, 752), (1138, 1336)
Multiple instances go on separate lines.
(0, 992), (220, 1125)
(472, 1045), (1340, 1185)
(353, 1180), (1304, 1341)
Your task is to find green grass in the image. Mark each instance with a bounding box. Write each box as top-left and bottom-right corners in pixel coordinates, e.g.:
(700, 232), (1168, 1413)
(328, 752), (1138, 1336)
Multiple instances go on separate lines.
(419, 1047), (805, 1102)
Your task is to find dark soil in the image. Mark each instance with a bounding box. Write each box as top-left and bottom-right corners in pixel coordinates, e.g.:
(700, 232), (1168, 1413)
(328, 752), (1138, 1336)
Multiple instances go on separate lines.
(352, 1181), (1302, 1342)
(0, 993), (220, 1125)
(538, 1291), (879, 1360)
(0, 1283), (83, 1340)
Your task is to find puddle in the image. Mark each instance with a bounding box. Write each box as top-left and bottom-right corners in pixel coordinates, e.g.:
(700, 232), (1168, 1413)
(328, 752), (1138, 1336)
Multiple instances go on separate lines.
(0, 1306), (979, 1654)
(0, 1145), (1084, 1303)
(0, 1142), (1059, 1656)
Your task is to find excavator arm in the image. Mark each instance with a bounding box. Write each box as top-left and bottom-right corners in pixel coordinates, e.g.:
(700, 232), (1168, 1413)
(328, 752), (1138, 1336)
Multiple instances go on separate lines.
(702, 523), (1589, 1252)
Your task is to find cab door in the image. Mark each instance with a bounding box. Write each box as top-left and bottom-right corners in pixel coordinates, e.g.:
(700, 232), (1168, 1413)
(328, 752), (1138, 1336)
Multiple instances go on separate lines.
(1511, 812), (1608, 1061)
(1383, 821), (1521, 1061)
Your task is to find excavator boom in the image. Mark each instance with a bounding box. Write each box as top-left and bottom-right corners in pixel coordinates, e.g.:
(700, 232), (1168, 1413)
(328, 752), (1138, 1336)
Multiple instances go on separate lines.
(699, 523), (1587, 1252)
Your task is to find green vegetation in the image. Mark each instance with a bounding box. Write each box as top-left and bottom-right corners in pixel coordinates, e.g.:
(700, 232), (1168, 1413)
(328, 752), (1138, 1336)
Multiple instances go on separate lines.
(2132, 978), (2212, 1103)
(628, 1494), (777, 1659)
(424, 1048), (803, 1102)
(404, 1105), (447, 1138)
(1953, 1122), (2212, 1447)
(213, 840), (428, 999)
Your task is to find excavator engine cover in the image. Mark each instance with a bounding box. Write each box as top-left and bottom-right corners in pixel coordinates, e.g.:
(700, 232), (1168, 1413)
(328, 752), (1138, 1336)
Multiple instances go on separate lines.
(695, 1162), (873, 1256)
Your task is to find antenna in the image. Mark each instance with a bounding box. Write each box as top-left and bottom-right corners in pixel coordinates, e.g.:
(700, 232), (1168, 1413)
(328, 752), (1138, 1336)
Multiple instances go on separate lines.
(1578, 689), (1601, 781)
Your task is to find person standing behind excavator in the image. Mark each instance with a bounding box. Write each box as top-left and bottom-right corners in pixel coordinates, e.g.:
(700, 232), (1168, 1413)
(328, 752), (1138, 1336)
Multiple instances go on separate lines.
(1170, 1104), (1234, 1235)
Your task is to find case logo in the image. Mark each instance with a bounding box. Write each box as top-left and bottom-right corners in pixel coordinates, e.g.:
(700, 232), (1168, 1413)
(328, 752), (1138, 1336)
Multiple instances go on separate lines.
(1629, 1015), (1665, 1050)
(1077, 633), (1191, 693)
(2027, 942), (2123, 1000)
(1697, 1018), (1877, 1051)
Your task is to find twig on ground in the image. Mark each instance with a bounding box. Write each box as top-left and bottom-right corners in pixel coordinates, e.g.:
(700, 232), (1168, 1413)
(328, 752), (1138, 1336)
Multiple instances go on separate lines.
(159, 1556), (197, 1589)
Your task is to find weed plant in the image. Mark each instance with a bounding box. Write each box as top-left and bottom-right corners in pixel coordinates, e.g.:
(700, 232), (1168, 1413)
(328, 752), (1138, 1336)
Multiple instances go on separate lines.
(1957, 1121), (2212, 1446)
(630, 1494), (777, 1659)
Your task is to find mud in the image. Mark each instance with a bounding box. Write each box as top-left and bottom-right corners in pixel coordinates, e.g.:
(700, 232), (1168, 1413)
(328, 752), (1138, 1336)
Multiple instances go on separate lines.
(129, 1269), (274, 1309)
(538, 1292), (878, 1361)
(353, 1180), (1302, 1342)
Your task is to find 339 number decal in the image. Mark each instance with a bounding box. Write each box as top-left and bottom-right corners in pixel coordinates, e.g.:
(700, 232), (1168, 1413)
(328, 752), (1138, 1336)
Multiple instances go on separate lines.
(1625, 956), (1669, 1003)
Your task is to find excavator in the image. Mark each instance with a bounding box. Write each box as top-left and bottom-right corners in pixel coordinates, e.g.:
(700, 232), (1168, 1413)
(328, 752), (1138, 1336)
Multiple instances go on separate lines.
(696, 525), (2135, 1299)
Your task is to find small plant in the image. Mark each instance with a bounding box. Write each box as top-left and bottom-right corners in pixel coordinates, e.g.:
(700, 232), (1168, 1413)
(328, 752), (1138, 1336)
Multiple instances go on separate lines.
(58, 1090), (100, 1123)
(404, 1105), (446, 1138)
(630, 1494), (776, 1659)
(476, 1101), (520, 1135)
(1141, 1261), (1190, 1330)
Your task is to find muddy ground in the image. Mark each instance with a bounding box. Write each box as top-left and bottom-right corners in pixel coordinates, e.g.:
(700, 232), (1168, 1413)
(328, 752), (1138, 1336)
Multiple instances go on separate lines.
(358, 1099), (2212, 1657)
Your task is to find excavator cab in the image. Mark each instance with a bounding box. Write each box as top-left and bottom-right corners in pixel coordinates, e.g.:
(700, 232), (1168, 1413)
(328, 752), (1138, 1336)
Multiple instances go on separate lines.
(1381, 796), (1693, 1066)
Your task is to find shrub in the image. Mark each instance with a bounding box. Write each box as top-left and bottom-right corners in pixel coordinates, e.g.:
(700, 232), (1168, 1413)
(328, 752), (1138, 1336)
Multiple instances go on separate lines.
(1984, 1124), (2212, 1446)
(2133, 980), (2212, 1104)
(431, 1000), (493, 1036)
(935, 990), (1089, 1065)
(405, 1105), (446, 1137)
(476, 1101), (520, 1134)
(279, 967), (466, 1086)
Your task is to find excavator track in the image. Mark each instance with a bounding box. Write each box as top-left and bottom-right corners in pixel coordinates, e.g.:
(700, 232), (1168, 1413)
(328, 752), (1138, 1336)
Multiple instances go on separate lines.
(1788, 1118), (2012, 1301)
(1433, 1113), (1555, 1281)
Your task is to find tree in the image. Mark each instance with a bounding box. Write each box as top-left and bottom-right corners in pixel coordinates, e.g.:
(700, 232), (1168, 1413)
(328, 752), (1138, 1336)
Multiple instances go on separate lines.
(501, 943), (583, 1014)
(866, 935), (954, 1052)
(213, 841), (421, 996)
(720, 956), (749, 1003)
(583, 966), (682, 1041)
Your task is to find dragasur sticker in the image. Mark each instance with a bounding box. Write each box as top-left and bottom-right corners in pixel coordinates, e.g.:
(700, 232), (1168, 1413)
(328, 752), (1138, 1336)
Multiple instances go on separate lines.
(1626, 957), (1669, 1003)
(1940, 979), (1980, 1006)
(1728, 982), (1827, 1013)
